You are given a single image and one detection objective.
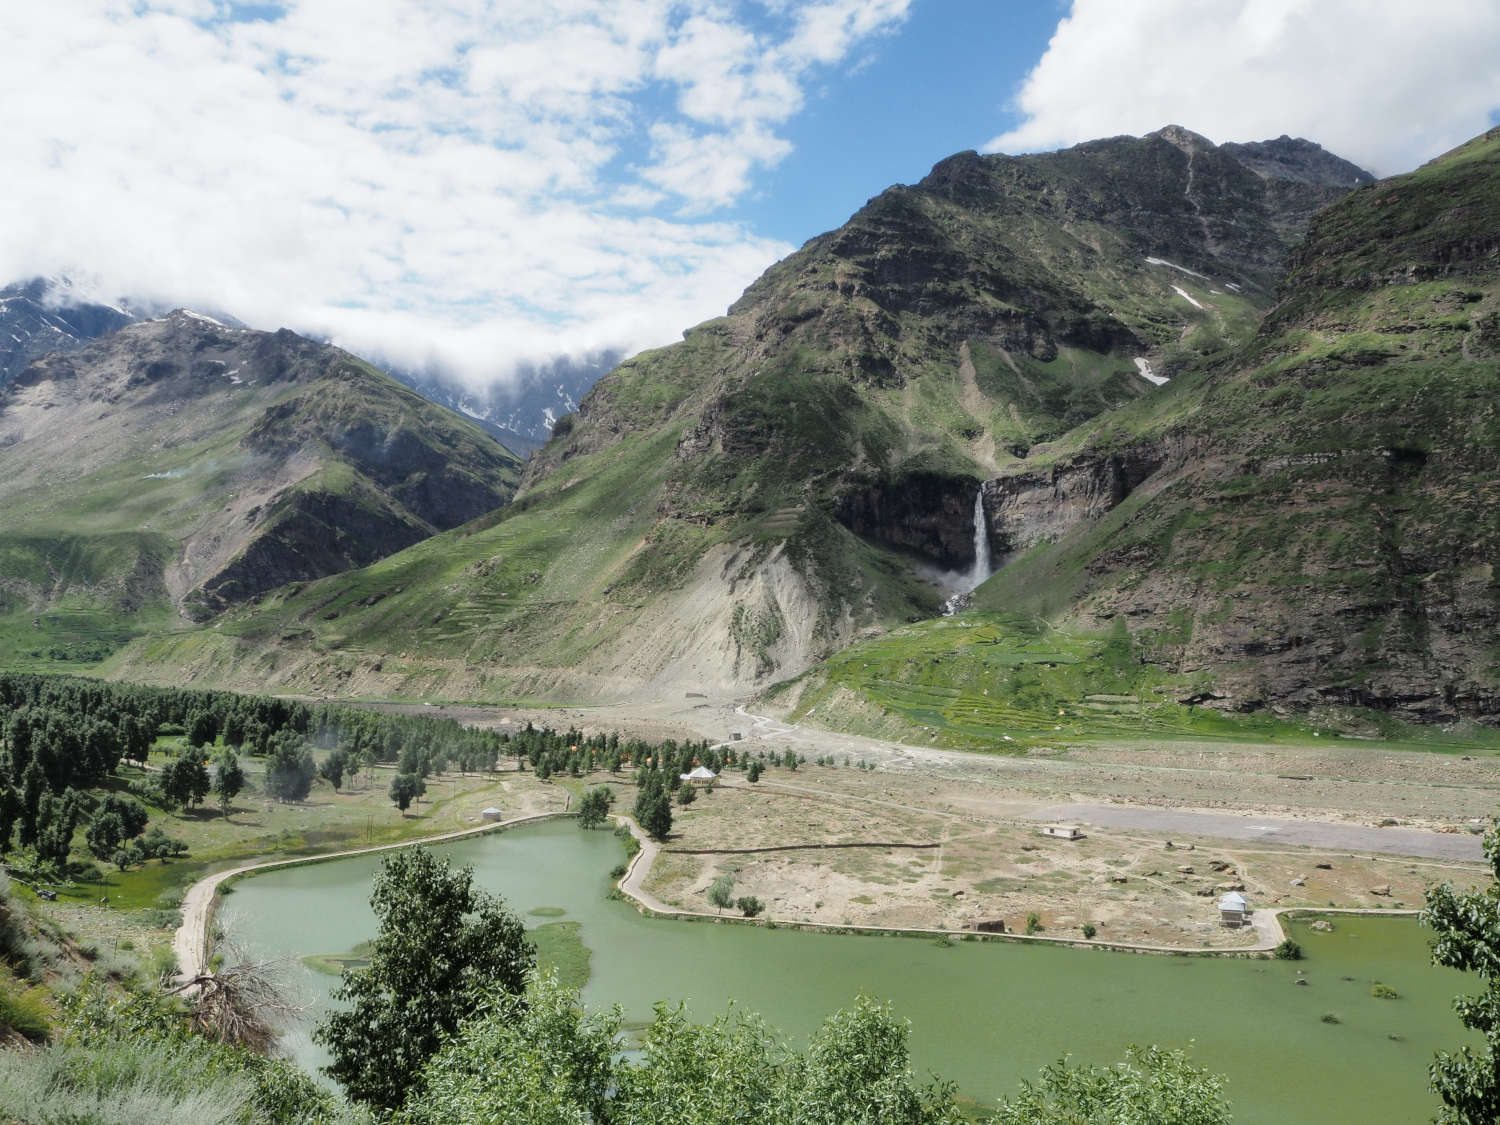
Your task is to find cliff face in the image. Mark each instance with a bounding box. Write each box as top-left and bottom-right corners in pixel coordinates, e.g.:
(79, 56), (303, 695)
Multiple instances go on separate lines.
(835, 472), (982, 571)
(974, 128), (1500, 723)
(980, 447), (1168, 558)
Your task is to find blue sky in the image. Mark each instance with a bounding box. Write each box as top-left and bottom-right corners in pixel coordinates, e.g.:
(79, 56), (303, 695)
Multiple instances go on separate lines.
(2, 1), (1498, 386)
(734, 0), (1060, 243)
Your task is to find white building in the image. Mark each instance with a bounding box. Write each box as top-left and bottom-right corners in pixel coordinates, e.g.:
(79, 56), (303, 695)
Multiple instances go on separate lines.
(1040, 824), (1084, 840)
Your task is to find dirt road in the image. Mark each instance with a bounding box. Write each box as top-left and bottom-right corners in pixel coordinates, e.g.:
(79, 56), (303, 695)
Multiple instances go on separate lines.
(1023, 803), (1485, 862)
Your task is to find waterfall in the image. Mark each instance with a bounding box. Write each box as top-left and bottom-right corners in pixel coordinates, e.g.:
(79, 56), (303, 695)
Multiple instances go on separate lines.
(967, 487), (991, 591)
(942, 488), (993, 616)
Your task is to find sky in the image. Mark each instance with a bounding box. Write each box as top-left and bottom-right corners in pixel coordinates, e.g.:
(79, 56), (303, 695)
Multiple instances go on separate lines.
(4, 0), (1499, 388)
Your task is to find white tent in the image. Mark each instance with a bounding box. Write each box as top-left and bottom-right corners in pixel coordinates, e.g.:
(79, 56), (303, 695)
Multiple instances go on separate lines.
(679, 766), (717, 782)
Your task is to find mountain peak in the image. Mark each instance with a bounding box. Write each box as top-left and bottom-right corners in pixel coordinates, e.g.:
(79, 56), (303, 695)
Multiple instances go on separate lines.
(1149, 124), (1216, 153)
(1220, 135), (1374, 188)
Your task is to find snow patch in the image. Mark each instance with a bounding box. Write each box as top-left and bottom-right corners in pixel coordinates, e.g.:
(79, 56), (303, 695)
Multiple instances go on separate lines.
(1171, 285), (1205, 310)
(1134, 357), (1169, 386)
(1224, 282), (1242, 293)
(180, 309), (226, 327)
(1144, 257), (1211, 281)
(143, 468), (187, 480)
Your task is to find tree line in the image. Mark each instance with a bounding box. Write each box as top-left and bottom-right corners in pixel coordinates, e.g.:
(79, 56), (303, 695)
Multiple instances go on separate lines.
(0, 673), (802, 877)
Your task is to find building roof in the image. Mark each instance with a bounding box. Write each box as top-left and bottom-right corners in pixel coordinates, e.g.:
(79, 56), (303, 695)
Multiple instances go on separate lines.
(481, 807), (503, 816)
(680, 766), (717, 781)
(1218, 891), (1248, 910)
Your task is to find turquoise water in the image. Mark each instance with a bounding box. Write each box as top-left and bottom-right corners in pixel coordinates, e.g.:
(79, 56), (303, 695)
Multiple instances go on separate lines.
(225, 819), (1463, 1123)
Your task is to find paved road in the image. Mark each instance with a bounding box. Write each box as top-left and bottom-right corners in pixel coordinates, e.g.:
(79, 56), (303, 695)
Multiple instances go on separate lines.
(1025, 803), (1485, 862)
(729, 707), (1486, 863)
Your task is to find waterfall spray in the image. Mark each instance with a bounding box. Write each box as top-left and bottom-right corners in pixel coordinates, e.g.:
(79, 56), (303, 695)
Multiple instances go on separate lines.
(942, 487), (993, 616)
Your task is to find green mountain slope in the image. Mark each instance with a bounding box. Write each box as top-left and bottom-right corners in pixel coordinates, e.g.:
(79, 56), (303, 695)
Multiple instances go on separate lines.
(795, 127), (1500, 733)
(0, 313), (520, 668)
(112, 129), (1368, 702)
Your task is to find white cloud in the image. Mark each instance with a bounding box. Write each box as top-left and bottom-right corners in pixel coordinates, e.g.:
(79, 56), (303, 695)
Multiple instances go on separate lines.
(0, 0), (911, 386)
(989, 0), (1500, 177)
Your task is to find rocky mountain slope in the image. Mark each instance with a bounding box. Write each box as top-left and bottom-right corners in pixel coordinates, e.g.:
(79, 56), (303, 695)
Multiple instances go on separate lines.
(390, 352), (620, 454)
(0, 313), (520, 665)
(108, 128), (1373, 702)
(0, 277), (606, 456)
(0, 278), (138, 390)
(798, 126), (1499, 732)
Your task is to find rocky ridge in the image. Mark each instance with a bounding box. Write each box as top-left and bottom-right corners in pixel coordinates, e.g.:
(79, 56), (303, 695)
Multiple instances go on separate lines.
(969, 128), (1500, 722)
(0, 312), (520, 653)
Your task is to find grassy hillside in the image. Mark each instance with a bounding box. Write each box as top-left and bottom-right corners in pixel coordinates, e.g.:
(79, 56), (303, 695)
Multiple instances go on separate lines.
(0, 315), (520, 671)
(804, 128), (1500, 729)
(113, 130), (1361, 702)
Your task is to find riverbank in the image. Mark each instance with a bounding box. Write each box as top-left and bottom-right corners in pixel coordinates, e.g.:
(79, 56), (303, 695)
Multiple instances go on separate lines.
(174, 799), (572, 981)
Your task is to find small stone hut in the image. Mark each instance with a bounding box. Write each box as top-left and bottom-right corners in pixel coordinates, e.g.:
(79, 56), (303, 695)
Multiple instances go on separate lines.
(481, 807), (504, 822)
(1217, 890), (1249, 926)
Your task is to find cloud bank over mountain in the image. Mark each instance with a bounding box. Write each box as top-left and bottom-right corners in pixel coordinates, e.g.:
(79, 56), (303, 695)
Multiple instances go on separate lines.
(0, 0), (911, 386)
(988, 0), (1500, 177)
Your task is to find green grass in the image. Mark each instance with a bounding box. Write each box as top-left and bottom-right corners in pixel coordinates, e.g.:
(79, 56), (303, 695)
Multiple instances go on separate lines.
(0, 977), (52, 1041)
(529, 920), (591, 990)
(302, 940), (373, 977)
(775, 610), (1500, 753)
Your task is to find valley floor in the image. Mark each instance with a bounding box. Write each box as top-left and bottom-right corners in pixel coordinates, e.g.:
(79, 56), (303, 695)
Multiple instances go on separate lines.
(355, 694), (1496, 949)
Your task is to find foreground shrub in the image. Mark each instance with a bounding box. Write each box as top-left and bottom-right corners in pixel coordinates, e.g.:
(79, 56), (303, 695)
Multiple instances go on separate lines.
(0, 981), (355, 1125)
(0, 976), (51, 1041)
(992, 1045), (1231, 1125)
(405, 976), (964, 1125)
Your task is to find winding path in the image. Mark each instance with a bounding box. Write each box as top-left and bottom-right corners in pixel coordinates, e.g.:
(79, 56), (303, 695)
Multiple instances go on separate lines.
(173, 801), (570, 982)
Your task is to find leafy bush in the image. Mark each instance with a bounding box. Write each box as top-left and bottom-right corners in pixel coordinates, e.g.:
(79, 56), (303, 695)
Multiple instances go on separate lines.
(737, 895), (766, 918)
(992, 1045), (1230, 1125)
(1273, 939), (1303, 961)
(1025, 913), (1043, 935)
(1371, 982), (1399, 1000)
(1320, 1012), (1340, 1024)
(1081, 923), (1097, 939)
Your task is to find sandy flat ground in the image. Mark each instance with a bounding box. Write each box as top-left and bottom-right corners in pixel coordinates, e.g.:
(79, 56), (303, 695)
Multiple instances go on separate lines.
(354, 696), (1496, 947)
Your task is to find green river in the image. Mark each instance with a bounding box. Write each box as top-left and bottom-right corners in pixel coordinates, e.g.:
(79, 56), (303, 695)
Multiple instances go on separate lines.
(225, 819), (1465, 1124)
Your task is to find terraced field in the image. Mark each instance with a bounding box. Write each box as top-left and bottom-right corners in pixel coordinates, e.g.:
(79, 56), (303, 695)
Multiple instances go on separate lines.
(774, 612), (1500, 753)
